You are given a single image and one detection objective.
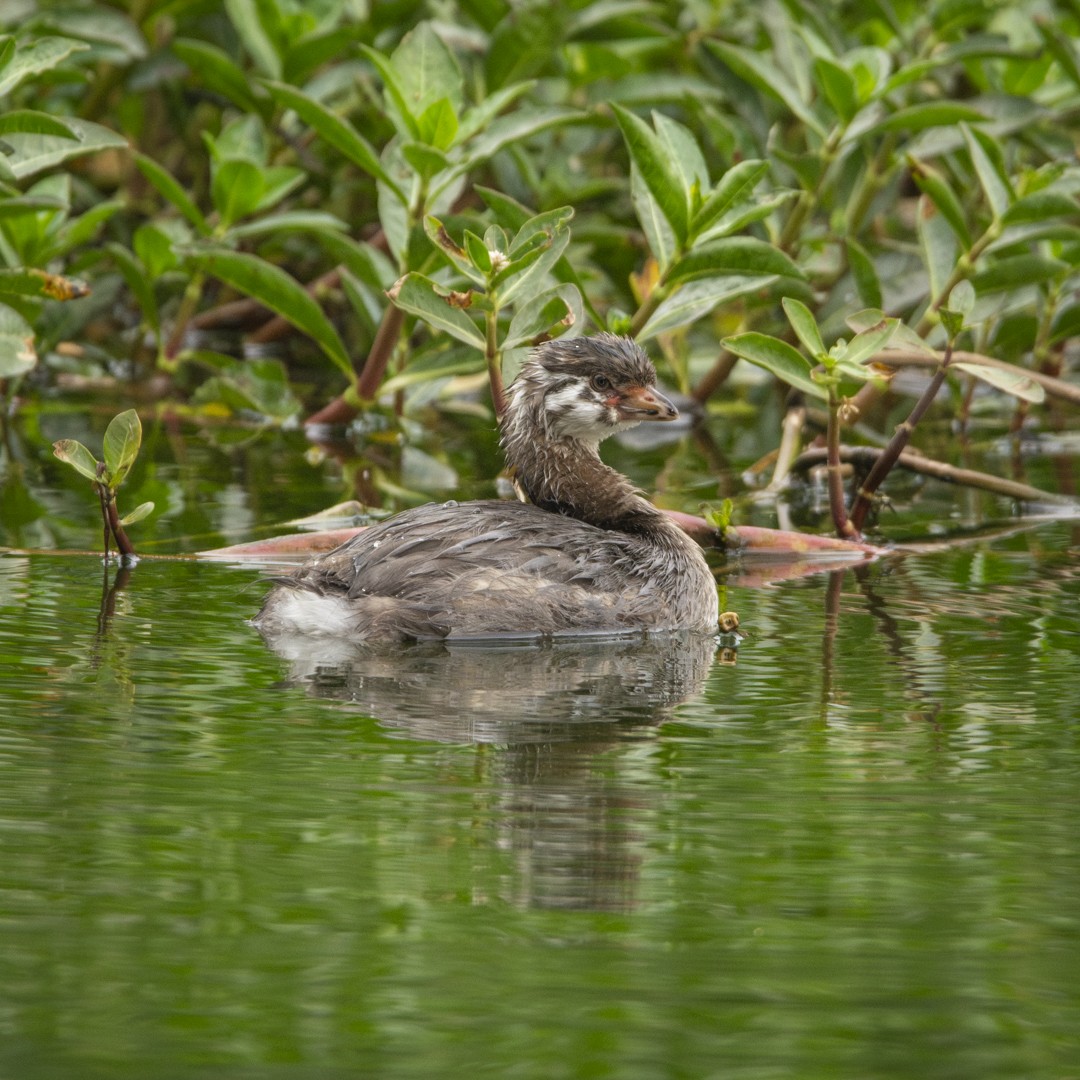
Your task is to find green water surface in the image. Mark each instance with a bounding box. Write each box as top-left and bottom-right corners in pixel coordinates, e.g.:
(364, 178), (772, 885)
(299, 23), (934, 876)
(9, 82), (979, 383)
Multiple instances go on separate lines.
(1, 410), (1079, 1079)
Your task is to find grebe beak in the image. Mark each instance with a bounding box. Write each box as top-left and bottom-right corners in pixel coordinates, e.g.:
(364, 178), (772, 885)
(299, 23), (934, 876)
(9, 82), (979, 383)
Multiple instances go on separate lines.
(617, 385), (679, 422)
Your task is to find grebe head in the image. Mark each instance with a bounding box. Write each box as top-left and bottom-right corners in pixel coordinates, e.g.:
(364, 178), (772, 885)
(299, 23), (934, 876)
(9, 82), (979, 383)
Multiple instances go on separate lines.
(504, 334), (678, 446)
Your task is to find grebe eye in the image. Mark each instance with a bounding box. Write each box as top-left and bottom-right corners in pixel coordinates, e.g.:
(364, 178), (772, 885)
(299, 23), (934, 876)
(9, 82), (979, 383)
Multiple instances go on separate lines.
(591, 375), (612, 392)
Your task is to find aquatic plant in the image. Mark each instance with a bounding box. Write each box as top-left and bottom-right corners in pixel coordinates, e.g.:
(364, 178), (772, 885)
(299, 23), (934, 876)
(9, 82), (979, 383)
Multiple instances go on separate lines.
(53, 408), (152, 559)
(0, 0), (1077, 541)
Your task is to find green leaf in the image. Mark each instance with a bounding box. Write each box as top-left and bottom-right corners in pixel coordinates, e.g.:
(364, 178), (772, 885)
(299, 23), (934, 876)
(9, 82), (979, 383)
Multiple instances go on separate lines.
(782, 297), (825, 359)
(474, 186), (532, 230)
(503, 284), (582, 350)
(667, 238), (803, 286)
(698, 190), (796, 242)
(847, 309), (934, 355)
(942, 279), (975, 338)
(211, 158), (265, 228)
(391, 22), (464, 118)
(3, 119), (127, 181)
(813, 56), (858, 124)
(1003, 53), (1052, 95)
(0, 302), (36, 378)
(948, 280), (976, 315)
(845, 238), (882, 309)
(1050, 303), (1080, 346)
(264, 81), (405, 203)
(638, 276), (780, 341)
(916, 195), (959, 303)
(848, 46), (891, 101)
(252, 166), (304, 214)
(0, 195), (66, 218)
(722, 332), (824, 399)
(34, 7), (146, 59)
(313, 232), (396, 292)
(868, 101), (987, 133)
(424, 215), (486, 286)
(207, 113), (266, 166)
(134, 220), (186, 278)
(631, 166), (676, 272)
(417, 97), (459, 150)
(611, 103), (690, 244)
(497, 208), (573, 305)
(388, 273), (486, 350)
(54, 198), (123, 256)
(227, 210), (348, 241)
(378, 349), (485, 396)
(360, 44), (420, 140)
(463, 231), (492, 273)
(972, 255), (1068, 294)
(107, 243), (158, 333)
(401, 141), (449, 181)
(134, 153), (210, 235)
(835, 318), (898, 368)
(457, 80), (535, 142)
(52, 439), (100, 483)
(652, 111), (709, 209)
(187, 247), (353, 379)
(1002, 191), (1080, 225)
(0, 110), (79, 139)
(102, 409), (142, 486)
(689, 159), (769, 241)
(173, 38), (266, 114)
(1036, 21), (1080, 91)
(119, 501), (155, 526)
(0, 37), (89, 97)
(909, 157), (971, 247)
(961, 124), (1012, 220)
(705, 39), (826, 137)
(0, 35), (15, 76)
(456, 106), (583, 167)
(951, 362), (1045, 404)
(223, 0), (281, 78)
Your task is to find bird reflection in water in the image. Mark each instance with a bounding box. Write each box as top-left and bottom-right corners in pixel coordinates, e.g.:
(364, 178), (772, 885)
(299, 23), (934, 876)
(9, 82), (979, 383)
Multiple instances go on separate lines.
(259, 630), (728, 911)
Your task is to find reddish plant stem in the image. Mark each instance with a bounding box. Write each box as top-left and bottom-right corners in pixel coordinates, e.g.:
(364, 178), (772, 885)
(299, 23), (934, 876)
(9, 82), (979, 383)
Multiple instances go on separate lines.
(848, 341), (954, 533)
(826, 392), (856, 538)
(356, 302), (406, 396)
(305, 303), (406, 426)
(691, 350), (737, 404)
(94, 477), (136, 559)
(248, 268), (344, 345)
(191, 296), (270, 331)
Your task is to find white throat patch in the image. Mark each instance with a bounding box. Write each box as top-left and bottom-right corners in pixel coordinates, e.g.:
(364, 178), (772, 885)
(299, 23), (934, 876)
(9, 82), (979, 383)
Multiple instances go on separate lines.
(544, 382), (628, 441)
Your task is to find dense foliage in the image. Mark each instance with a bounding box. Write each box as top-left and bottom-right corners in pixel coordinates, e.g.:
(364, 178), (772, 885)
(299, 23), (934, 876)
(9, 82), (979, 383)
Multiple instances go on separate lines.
(2, 0), (1078, 536)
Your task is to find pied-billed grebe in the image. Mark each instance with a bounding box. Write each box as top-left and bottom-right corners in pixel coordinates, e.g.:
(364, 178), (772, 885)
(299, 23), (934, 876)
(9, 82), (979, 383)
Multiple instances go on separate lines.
(255, 334), (718, 641)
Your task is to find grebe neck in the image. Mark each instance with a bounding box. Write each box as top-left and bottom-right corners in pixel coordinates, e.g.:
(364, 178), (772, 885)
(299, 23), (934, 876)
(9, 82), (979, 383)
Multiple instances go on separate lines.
(500, 389), (671, 537)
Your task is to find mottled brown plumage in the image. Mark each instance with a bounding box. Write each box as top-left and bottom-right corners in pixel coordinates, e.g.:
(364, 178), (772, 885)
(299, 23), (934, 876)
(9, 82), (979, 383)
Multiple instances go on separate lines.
(254, 335), (719, 642)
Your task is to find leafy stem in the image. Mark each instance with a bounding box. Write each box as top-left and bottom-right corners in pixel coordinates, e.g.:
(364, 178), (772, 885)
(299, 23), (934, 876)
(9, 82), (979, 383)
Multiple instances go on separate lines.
(53, 410), (153, 561)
